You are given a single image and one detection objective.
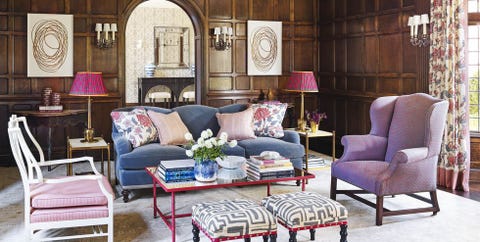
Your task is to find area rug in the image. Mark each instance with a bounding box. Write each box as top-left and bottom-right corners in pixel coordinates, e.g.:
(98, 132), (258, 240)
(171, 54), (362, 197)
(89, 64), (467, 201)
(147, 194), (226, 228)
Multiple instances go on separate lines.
(1, 161), (479, 242)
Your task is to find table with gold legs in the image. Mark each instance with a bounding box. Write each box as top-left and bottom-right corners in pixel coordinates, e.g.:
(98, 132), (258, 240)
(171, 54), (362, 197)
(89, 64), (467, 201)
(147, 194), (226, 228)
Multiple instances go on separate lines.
(67, 137), (111, 183)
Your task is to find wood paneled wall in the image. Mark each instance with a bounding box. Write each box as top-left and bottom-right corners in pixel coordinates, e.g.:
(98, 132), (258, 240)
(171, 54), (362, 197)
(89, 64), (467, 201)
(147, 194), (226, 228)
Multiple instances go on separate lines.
(0, 0), (122, 165)
(205, 0), (318, 107)
(0, 0), (431, 165)
(317, 0), (430, 154)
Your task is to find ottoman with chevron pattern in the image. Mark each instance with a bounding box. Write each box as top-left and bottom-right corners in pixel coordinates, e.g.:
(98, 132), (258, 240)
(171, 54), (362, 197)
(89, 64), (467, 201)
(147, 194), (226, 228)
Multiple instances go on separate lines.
(262, 191), (348, 242)
(192, 199), (277, 242)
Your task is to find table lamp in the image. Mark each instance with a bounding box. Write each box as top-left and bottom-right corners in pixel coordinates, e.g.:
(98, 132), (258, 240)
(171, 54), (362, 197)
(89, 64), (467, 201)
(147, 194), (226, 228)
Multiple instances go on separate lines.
(286, 71), (318, 131)
(69, 72), (108, 143)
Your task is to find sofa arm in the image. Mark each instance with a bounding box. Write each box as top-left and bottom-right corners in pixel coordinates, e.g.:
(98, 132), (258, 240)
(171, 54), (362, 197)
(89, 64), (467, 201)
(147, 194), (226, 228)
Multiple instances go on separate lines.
(112, 132), (132, 157)
(280, 130), (300, 144)
(337, 134), (388, 162)
(390, 147), (429, 164)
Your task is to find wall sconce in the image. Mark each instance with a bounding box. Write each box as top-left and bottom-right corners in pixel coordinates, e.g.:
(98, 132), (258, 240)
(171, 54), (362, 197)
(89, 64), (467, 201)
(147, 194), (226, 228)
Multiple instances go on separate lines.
(408, 14), (429, 47)
(211, 26), (233, 51)
(95, 23), (117, 49)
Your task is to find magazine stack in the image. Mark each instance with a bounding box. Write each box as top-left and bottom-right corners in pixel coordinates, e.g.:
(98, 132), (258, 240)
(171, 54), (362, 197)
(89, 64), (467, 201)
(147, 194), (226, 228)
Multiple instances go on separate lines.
(247, 155), (294, 180)
(157, 159), (195, 183)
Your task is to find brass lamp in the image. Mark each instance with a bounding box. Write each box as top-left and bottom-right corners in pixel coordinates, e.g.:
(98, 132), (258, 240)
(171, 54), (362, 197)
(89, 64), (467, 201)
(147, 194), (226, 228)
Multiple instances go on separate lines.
(69, 72), (108, 142)
(286, 71), (318, 131)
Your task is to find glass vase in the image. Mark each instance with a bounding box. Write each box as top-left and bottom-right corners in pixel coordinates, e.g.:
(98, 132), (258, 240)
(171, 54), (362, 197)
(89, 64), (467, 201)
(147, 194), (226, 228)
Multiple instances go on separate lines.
(194, 159), (218, 182)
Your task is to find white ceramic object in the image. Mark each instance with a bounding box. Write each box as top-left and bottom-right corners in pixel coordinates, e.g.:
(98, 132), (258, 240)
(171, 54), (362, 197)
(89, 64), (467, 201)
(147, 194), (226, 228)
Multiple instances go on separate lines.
(216, 156), (247, 169)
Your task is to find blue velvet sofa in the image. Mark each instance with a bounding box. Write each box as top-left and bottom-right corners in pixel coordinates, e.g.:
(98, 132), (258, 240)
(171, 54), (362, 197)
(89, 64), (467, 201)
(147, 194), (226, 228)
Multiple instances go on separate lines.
(111, 104), (305, 202)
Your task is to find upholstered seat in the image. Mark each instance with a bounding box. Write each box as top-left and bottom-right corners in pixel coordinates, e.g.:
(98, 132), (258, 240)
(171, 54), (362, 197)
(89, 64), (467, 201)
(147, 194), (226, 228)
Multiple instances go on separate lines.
(262, 191), (348, 242)
(192, 199), (277, 242)
(330, 93), (449, 226)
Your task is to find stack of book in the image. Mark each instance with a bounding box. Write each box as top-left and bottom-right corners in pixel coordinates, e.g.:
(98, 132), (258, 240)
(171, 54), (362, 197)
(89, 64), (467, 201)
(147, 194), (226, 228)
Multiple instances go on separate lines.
(247, 155), (294, 180)
(157, 159), (195, 183)
(303, 154), (328, 169)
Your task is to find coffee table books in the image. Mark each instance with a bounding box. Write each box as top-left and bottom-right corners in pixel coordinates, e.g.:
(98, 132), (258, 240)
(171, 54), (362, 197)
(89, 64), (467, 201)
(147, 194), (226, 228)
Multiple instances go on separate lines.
(157, 159), (195, 183)
(246, 158), (294, 180)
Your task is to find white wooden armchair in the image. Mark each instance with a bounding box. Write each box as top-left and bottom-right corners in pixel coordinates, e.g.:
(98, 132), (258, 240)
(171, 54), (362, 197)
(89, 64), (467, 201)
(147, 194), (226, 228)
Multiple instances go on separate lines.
(8, 115), (114, 241)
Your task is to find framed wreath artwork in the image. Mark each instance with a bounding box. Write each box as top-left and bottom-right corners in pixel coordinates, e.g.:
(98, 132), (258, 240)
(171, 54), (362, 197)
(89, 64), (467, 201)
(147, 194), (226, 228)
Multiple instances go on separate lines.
(247, 20), (282, 76)
(27, 14), (73, 77)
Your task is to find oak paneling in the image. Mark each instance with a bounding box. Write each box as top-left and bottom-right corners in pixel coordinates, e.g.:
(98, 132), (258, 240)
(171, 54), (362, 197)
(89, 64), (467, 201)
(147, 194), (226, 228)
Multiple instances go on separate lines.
(379, 34), (402, 73)
(0, 79), (7, 94)
(295, 0), (314, 22)
(209, 0), (232, 19)
(91, 0), (117, 14)
(31, 0), (64, 13)
(0, 36), (7, 75)
(235, 39), (246, 73)
(235, 0), (248, 20)
(380, 0), (401, 11)
(252, 0), (274, 20)
(209, 77), (232, 90)
(294, 40), (314, 70)
(235, 76), (249, 90)
(13, 36), (27, 75)
(0, 16), (7, 31)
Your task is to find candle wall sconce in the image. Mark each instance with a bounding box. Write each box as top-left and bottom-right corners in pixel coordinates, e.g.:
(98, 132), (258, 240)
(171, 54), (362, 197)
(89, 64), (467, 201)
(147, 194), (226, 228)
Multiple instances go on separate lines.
(408, 14), (429, 47)
(211, 26), (233, 51)
(95, 23), (117, 49)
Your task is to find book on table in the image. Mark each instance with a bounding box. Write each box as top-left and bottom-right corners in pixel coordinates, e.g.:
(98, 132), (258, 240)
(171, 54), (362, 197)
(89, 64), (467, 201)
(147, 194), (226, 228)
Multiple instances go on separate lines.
(157, 159), (195, 183)
(249, 155), (291, 165)
(246, 160), (293, 172)
(246, 169), (294, 180)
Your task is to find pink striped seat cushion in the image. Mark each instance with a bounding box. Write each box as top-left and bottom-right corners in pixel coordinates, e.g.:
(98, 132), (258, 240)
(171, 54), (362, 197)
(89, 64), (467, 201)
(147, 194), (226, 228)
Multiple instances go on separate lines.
(30, 176), (113, 209)
(30, 205), (108, 223)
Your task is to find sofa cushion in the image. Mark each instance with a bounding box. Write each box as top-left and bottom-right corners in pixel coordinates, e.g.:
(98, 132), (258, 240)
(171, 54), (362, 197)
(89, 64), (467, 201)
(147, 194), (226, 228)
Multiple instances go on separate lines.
(148, 110), (189, 145)
(222, 145), (246, 157)
(238, 137), (304, 159)
(111, 108), (158, 148)
(251, 103), (288, 138)
(216, 108), (256, 141)
(118, 143), (189, 169)
(173, 105), (219, 140)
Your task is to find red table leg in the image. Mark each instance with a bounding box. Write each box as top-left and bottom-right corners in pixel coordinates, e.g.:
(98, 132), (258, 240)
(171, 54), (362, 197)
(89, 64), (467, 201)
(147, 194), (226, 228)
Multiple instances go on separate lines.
(302, 178), (306, 191)
(267, 183), (271, 196)
(171, 191), (176, 242)
(153, 179), (157, 218)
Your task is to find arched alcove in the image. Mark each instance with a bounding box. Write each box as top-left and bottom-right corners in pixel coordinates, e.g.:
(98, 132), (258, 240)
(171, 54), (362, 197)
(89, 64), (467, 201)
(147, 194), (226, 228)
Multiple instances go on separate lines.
(121, 0), (205, 105)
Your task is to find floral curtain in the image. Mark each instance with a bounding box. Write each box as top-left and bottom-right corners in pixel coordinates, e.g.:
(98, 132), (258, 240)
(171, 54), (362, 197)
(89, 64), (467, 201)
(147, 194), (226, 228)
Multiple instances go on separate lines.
(429, 0), (470, 191)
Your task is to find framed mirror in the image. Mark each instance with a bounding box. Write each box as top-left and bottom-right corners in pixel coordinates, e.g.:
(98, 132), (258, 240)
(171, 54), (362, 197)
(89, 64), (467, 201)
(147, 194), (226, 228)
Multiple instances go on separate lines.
(154, 26), (189, 69)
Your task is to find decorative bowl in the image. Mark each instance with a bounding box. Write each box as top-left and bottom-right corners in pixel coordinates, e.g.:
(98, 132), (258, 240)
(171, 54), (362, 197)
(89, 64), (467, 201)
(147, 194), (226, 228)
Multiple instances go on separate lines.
(216, 156), (247, 169)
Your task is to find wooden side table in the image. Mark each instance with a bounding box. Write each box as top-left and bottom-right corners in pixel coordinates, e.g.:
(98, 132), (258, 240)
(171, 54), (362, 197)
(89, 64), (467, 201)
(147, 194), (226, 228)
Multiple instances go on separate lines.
(67, 137), (111, 183)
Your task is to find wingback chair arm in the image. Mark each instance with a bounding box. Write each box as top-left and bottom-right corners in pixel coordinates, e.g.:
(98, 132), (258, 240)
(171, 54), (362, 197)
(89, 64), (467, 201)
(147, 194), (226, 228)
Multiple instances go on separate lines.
(337, 134), (388, 162)
(112, 132), (132, 157)
(280, 130), (301, 144)
(390, 147), (429, 164)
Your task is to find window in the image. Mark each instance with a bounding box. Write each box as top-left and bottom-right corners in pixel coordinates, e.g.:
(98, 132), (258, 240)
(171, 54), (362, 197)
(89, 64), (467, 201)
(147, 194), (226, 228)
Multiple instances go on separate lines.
(468, 0), (480, 132)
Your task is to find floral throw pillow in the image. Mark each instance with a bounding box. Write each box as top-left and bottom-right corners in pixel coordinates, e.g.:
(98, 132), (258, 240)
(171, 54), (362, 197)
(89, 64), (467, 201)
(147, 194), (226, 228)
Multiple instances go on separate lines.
(110, 108), (158, 148)
(251, 103), (288, 138)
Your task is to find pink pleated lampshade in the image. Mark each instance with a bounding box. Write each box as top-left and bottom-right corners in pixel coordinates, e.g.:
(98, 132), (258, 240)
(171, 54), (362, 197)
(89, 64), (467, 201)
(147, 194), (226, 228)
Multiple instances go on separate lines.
(286, 71), (318, 92)
(69, 72), (108, 96)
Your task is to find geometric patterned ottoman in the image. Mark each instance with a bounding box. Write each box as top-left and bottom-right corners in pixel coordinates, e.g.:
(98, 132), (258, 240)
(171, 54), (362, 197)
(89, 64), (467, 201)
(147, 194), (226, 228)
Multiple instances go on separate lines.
(192, 199), (277, 242)
(261, 191), (348, 242)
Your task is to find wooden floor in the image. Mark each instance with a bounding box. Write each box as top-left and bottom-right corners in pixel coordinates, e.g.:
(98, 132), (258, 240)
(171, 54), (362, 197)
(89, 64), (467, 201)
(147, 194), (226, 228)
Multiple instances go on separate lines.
(440, 182), (480, 202)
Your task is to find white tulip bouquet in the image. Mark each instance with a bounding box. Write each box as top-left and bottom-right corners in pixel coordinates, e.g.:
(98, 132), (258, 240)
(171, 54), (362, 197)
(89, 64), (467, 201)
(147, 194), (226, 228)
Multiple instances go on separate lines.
(185, 129), (237, 162)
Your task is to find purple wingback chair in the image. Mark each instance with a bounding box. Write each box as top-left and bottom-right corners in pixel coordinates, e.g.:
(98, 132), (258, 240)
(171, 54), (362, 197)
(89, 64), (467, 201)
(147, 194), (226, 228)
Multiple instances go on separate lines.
(330, 93), (448, 226)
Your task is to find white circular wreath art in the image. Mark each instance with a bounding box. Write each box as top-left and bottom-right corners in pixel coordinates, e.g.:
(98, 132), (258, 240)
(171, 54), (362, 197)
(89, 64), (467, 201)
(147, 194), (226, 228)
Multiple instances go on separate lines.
(250, 26), (278, 72)
(31, 19), (68, 73)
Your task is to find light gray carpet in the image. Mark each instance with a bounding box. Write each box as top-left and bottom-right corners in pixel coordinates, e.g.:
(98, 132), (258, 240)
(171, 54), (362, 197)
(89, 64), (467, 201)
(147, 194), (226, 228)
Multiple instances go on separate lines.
(1, 161), (479, 242)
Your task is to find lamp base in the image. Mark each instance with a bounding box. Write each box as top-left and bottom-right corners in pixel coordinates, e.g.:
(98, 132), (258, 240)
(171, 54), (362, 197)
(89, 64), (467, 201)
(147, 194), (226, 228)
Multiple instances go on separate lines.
(297, 119), (307, 132)
(81, 128), (99, 143)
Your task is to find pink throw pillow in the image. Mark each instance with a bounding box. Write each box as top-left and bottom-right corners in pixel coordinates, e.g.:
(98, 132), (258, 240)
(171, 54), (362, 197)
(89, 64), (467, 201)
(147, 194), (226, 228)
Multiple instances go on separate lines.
(110, 108), (158, 148)
(216, 108), (256, 140)
(147, 111), (190, 145)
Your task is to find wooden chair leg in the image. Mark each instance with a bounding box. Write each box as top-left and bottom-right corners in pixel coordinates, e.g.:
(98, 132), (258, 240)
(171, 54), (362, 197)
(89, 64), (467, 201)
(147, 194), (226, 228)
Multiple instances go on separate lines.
(309, 229), (316, 240)
(430, 191), (440, 215)
(330, 176), (337, 200)
(376, 196), (384, 226)
(192, 222), (200, 242)
(244, 238), (251, 242)
(270, 234), (277, 242)
(262, 235), (268, 242)
(340, 224), (348, 242)
(289, 231), (297, 242)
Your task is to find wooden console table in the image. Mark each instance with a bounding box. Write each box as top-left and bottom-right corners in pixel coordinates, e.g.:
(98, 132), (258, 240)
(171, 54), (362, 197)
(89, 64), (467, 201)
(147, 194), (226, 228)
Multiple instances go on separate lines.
(15, 110), (87, 162)
(138, 77), (194, 107)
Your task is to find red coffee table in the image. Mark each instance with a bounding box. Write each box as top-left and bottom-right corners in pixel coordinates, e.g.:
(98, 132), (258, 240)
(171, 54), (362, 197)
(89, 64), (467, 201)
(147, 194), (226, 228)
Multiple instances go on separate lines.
(145, 166), (315, 242)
